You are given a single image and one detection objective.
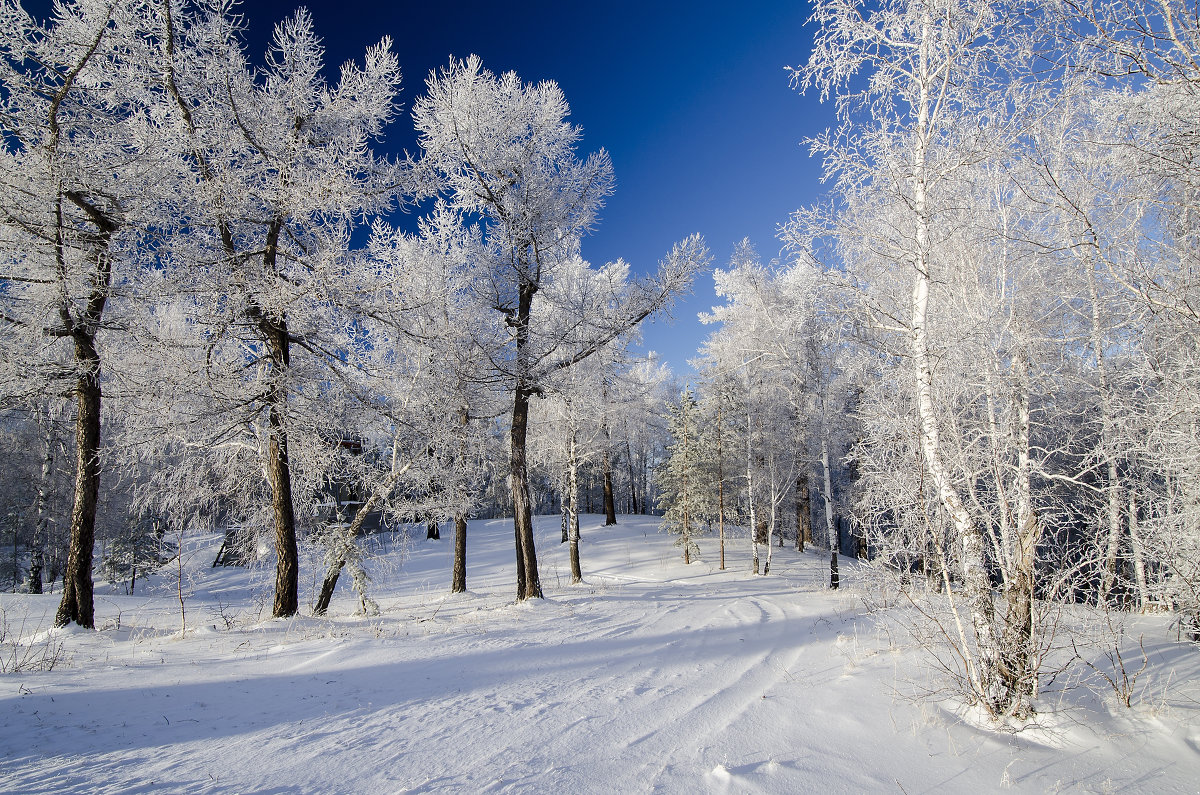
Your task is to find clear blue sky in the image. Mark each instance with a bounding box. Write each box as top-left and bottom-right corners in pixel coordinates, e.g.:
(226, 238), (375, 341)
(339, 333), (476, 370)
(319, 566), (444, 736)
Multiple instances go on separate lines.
(27, 0), (829, 375)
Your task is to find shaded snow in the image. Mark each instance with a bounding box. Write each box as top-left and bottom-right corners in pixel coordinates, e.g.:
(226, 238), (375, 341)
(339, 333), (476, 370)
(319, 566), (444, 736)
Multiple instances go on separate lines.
(1, 515), (1198, 793)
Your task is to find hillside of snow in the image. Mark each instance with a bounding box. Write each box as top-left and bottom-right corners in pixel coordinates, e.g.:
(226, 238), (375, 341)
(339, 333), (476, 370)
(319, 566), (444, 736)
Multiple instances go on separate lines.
(1, 515), (1198, 793)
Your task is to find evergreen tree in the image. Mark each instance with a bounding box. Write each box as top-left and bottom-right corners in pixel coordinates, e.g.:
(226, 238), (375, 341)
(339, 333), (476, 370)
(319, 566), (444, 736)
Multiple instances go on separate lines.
(657, 388), (711, 564)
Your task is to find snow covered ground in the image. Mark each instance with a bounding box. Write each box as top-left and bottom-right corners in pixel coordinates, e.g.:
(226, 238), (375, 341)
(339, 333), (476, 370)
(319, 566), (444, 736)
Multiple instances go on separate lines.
(1, 515), (1198, 794)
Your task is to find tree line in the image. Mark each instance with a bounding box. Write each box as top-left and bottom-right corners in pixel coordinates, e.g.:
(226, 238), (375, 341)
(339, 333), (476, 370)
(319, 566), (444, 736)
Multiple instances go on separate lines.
(654, 0), (1200, 721)
(0, 1), (706, 626)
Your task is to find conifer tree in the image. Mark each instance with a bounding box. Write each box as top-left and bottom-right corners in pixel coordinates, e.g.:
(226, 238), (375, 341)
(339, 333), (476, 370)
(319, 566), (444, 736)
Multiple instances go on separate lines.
(657, 388), (711, 564)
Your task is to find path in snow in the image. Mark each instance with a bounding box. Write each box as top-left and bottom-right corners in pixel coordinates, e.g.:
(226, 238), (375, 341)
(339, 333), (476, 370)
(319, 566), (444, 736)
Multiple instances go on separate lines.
(1, 515), (1198, 793)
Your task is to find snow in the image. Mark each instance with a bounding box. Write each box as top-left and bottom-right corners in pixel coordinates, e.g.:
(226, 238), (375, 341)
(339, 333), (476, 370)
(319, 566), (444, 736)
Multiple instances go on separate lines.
(2, 515), (1198, 793)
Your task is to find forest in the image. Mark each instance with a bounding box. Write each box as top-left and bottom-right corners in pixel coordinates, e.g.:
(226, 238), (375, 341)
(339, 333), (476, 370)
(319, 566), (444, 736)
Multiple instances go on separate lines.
(2, 0), (1200, 742)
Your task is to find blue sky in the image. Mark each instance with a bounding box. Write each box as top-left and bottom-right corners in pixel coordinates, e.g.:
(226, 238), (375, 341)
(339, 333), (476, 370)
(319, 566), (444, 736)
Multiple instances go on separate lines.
(29, 0), (829, 375)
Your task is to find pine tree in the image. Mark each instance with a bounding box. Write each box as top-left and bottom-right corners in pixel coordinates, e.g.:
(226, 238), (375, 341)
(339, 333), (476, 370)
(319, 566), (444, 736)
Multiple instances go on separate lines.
(657, 388), (711, 564)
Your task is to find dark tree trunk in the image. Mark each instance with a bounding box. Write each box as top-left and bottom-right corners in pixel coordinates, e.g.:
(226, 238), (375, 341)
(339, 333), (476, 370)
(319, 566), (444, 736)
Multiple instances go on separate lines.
(602, 439), (617, 526)
(267, 398), (299, 617)
(568, 518), (582, 583)
(800, 473), (814, 550)
(54, 192), (115, 629)
(250, 220), (300, 619)
(28, 417), (52, 595)
(426, 518), (440, 540)
(625, 438), (639, 515)
(28, 547), (43, 595)
(510, 272), (543, 601)
(511, 385), (542, 600)
(561, 493), (569, 543)
(452, 514), (467, 593)
(313, 457), (408, 615)
(55, 340), (102, 629)
(315, 565), (340, 615)
(262, 312), (299, 619)
(795, 473), (810, 553)
(567, 438), (582, 583)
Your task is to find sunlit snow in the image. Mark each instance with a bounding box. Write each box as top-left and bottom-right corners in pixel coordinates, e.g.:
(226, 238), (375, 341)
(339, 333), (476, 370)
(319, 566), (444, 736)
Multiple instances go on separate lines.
(2, 516), (1198, 793)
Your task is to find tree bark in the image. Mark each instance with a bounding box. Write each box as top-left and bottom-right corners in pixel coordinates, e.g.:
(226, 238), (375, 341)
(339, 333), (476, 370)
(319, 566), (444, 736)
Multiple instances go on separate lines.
(261, 312), (299, 619)
(602, 443), (617, 526)
(746, 386), (760, 575)
(53, 190), (116, 629)
(28, 415), (53, 595)
(314, 456), (411, 616)
(1088, 262), (1123, 606)
(510, 268), (543, 601)
(568, 431), (583, 582)
(795, 471), (810, 553)
(999, 356), (1039, 714)
(908, 14), (1005, 713)
(511, 384), (542, 599)
(821, 437), (837, 590)
(452, 513), (467, 593)
(560, 488), (570, 543)
(716, 403), (726, 570)
(55, 346), (102, 628)
(1128, 492), (1149, 610)
(625, 438), (639, 515)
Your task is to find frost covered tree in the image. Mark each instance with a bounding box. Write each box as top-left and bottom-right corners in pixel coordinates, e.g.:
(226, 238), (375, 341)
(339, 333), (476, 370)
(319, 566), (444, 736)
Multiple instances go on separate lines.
(1046, 0), (1200, 631)
(0, 0), (190, 627)
(791, 0), (1057, 717)
(698, 241), (812, 576)
(413, 55), (707, 600)
(657, 387), (711, 564)
(149, 4), (405, 617)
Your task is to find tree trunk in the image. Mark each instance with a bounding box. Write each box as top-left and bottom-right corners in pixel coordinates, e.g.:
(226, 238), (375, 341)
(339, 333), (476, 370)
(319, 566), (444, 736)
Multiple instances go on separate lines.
(28, 547), (44, 596)
(746, 393), (759, 575)
(315, 561), (340, 616)
(625, 438), (639, 515)
(602, 443), (617, 526)
(821, 437), (837, 590)
(753, 514), (767, 575)
(53, 190), (116, 629)
(28, 415), (53, 595)
(511, 384), (542, 599)
(568, 431), (582, 583)
(452, 513), (467, 593)
(314, 451), (412, 615)
(907, 20), (1005, 713)
(999, 358), (1039, 715)
(561, 488), (570, 543)
(716, 403), (726, 570)
(1128, 492), (1149, 610)
(1089, 263), (1123, 606)
(764, 474), (776, 575)
(795, 472), (810, 553)
(510, 269), (543, 601)
(55, 338), (102, 629)
(426, 518), (440, 540)
(262, 314), (300, 619)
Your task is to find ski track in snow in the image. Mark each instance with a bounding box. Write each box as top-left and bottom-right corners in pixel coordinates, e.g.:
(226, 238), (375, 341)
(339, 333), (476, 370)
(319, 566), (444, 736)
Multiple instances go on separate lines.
(1, 515), (1199, 794)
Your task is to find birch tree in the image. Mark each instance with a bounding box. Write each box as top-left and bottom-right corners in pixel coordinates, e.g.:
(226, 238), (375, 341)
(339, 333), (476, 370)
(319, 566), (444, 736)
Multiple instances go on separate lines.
(793, 0), (1047, 717)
